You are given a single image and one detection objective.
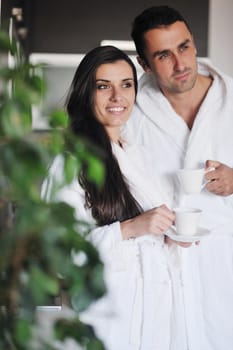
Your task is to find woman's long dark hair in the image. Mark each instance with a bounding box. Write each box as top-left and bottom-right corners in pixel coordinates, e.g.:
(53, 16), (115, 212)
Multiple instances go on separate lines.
(65, 45), (142, 225)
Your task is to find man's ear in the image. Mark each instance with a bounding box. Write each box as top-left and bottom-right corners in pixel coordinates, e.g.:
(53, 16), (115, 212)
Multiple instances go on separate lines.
(194, 46), (197, 57)
(137, 56), (151, 73)
(191, 35), (197, 56)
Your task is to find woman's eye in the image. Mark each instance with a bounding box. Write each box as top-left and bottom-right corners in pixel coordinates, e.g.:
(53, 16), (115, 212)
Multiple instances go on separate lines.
(123, 82), (133, 88)
(96, 84), (109, 90)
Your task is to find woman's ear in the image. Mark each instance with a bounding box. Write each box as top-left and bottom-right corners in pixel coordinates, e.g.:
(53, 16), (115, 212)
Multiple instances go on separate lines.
(137, 56), (151, 73)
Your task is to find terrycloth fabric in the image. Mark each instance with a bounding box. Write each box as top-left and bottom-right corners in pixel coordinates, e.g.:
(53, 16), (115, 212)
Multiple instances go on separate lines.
(41, 134), (192, 350)
(127, 59), (233, 350)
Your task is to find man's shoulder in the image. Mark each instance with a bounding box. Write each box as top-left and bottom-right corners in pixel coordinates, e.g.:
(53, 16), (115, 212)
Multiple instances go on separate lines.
(198, 58), (233, 86)
(138, 72), (159, 92)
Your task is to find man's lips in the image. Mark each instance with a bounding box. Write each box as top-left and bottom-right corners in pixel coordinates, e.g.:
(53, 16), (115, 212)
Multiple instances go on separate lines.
(173, 70), (190, 81)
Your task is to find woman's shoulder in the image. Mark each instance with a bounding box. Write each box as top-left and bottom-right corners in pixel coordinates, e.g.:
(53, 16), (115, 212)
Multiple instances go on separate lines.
(46, 153), (79, 184)
(47, 154), (65, 179)
(41, 153), (83, 202)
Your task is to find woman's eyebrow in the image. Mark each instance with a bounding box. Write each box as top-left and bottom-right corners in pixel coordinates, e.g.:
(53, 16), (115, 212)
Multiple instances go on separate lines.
(96, 78), (134, 82)
(96, 79), (110, 82)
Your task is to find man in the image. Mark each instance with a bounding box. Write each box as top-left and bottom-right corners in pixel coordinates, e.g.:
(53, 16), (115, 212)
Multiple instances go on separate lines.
(128, 5), (233, 350)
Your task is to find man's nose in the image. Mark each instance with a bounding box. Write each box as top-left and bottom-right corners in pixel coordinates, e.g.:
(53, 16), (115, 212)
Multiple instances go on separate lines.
(173, 54), (185, 71)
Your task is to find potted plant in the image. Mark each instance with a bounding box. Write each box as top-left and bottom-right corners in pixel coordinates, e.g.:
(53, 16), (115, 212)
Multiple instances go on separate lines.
(0, 29), (106, 350)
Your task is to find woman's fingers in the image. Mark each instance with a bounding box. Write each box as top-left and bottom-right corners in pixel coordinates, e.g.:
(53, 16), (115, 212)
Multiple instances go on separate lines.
(150, 205), (175, 234)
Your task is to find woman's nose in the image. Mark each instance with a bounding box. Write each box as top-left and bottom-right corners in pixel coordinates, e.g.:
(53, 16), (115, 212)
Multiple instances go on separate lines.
(109, 87), (122, 101)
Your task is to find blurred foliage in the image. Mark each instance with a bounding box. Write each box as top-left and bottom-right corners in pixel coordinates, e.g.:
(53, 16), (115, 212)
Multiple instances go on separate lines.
(0, 30), (106, 349)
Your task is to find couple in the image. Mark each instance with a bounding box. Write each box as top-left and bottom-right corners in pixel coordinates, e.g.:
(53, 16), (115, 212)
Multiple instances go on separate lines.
(42, 6), (233, 350)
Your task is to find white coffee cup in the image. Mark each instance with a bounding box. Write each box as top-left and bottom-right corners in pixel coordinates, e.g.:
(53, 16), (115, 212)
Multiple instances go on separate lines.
(177, 167), (212, 194)
(174, 207), (202, 236)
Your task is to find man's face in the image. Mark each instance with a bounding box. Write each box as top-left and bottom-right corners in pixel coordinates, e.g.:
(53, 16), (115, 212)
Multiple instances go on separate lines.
(140, 21), (198, 97)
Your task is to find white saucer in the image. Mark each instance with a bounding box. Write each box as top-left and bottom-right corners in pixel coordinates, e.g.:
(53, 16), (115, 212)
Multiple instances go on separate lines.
(166, 227), (210, 243)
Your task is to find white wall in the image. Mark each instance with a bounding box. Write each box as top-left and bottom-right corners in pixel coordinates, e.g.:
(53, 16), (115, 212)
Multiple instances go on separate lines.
(209, 0), (233, 76)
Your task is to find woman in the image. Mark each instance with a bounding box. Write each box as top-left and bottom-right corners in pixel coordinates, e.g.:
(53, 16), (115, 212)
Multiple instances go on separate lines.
(42, 46), (187, 350)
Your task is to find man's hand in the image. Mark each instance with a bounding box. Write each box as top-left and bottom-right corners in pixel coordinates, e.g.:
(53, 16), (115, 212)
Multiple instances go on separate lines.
(205, 160), (233, 196)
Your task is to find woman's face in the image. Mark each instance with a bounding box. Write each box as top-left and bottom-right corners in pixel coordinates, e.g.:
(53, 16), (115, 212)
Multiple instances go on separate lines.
(94, 60), (136, 142)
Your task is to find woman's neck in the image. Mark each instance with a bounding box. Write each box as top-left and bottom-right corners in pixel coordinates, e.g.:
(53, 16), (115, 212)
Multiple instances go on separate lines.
(106, 128), (122, 146)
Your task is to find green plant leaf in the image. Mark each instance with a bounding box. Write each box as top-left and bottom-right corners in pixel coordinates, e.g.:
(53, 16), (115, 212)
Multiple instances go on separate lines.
(49, 110), (68, 128)
(86, 154), (105, 186)
(14, 318), (31, 345)
(70, 291), (93, 313)
(29, 74), (46, 95)
(63, 152), (79, 183)
(87, 339), (105, 350)
(29, 267), (59, 303)
(0, 100), (31, 137)
(0, 27), (105, 349)
(54, 318), (105, 349)
(0, 67), (17, 81)
(0, 30), (17, 54)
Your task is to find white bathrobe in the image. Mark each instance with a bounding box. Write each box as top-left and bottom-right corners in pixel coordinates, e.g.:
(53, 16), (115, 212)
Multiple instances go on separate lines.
(127, 60), (233, 350)
(41, 132), (196, 350)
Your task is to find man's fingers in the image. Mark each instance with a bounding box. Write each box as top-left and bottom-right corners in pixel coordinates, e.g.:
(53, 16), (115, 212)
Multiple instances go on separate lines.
(206, 159), (221, 169)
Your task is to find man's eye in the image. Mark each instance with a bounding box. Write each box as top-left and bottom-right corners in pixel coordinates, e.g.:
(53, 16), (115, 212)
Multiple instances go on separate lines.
(180, 45), (189, 52)
(158, 52), (170, 60)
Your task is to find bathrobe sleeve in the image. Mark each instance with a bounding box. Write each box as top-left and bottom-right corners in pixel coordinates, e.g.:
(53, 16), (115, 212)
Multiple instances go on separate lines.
(41, 155), (124, 263)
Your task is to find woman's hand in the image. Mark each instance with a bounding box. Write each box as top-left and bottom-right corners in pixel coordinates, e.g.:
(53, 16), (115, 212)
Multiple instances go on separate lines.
(121, 204), (175, 240)
(164, 235), (200, 248)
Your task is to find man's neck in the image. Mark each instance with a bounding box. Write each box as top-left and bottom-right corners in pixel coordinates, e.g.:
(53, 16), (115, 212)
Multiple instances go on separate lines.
(164, 74), (213, 129)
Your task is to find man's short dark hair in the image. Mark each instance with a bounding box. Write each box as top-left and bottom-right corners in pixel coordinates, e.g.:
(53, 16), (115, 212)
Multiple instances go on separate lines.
(131, 6), (192, 63)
